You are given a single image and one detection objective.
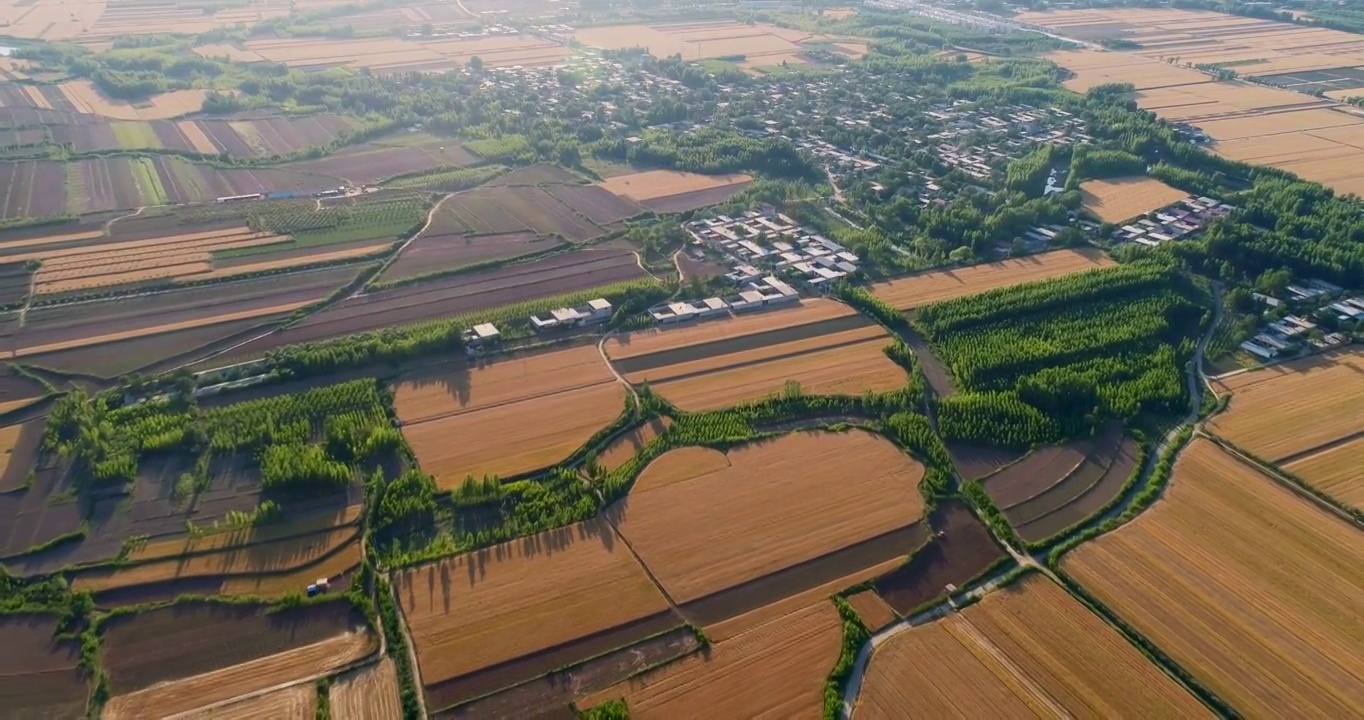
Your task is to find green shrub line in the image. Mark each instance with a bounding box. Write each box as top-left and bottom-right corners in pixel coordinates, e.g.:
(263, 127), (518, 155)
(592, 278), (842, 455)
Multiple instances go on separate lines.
(961, 481), (1022, 552)
(1024, 441), (1151, 552)
(822, 596), (870, 720)
(315, 677), (332, 720)
(375, 575), (423, 720)
(576, 698), (630, 719)
(1205, 435), (1364, 525)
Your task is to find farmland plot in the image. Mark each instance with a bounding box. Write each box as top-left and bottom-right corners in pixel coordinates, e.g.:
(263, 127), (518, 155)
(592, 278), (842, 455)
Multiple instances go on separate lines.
(609, 431), (926, 606)
(870, 248), (1115, 310)
(102, 600), (376, 719)
(1079, 176), (1189, 223)
(1063, 439), (1364, 716)
(378, 230), (561, 283)
(395, 518), (676, 711)
(331, 658), (402, 720)
(856, 575), (1209, 718)
(393, 345), (623, 487)
(0, 614), (88, 720)
(1210, 348), (1364, 508)
(873, 500), (1004, 615)
(598, 169), (751, 212)
(218, 250), (647, 364)
(581, 600), (841, 718)
(606, 300), (907, 410)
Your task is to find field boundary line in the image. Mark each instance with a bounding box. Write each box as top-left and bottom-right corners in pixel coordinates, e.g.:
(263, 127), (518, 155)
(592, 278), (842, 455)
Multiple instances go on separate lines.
(1267, 428), (1364, 467)
(947, 615), (1073, 719)
(1201, 433), (1363, 530)
(155, 629), (381, 720)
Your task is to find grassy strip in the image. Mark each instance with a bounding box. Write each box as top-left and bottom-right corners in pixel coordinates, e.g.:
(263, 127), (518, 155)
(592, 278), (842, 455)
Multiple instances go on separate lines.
(823, 596), (870, 720)
(575, 698), (630, 719)
(316, 677), (332, 720)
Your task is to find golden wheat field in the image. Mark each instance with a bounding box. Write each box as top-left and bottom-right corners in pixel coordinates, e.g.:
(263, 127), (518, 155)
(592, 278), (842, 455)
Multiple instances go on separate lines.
(1079, 176), (1188, 222)
(609, 431), (925, 603)
(393, 346), (624, 488)
(870, 248), (1115, 310)
(581, 600), (841, 718)
(856, 574), (1208, 717)
(1062, 439), (1364, 716)
(330, 658), (401, 720)
(1209, 349), (1364, 504)
(394, 518), (671, 690)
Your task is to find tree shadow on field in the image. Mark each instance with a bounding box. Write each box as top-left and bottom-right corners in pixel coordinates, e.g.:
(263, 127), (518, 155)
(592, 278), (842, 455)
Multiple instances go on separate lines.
(409, 515), (622, 618)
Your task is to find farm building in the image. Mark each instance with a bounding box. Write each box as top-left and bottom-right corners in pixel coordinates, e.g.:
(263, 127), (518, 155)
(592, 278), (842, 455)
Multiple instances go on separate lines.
(529, 298), (612, 331)
(464, 323), (501, 347)
(685, 211), (860, 288)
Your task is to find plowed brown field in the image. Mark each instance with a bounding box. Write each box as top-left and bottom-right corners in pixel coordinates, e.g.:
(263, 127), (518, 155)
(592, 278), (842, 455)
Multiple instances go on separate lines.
(581, 600), (841, 718)
(395, 518), (674, 711)
(1063, 439), (1364, 716)
(331, 658), (402, 720)
(870, 248), (1115, 310)
(1079, 176), (1188, 222)
(598, 417), (672, 470)
(393, 346), (623, 487)
(856, 575), (1209, 718)
(609, 430), (925, 603)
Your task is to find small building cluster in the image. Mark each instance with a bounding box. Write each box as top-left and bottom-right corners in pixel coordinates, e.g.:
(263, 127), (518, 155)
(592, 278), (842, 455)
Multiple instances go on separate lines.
(649, 276), (798, 324)
(1240, 314), (1325, 359)
(1112, 196), (1234, 246)
(529, 298), (613, 332)
(684, 210), (860, 288)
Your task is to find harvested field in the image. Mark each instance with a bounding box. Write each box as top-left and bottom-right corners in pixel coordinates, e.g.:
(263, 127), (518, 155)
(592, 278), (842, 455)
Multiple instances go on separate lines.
(331, 658), (402, 720)
(1063, 439), (1364, 716)
(0, 421), (29, 489)
(438, 627), (699, 720)
(210, 34), (571, 72)
(106, 629), (373, 720)
(874, 500), (1004, 615)
(609, 431), (926, 603)
(607, 300), (907, 410)
(845, 590), (898, 631)
(1079, 176), (1188, 222)
(0, 614), (88, 720)
(581, 600), (841, 718)
(1045, 49), (1213, 91)
(598, 417), (672, 471)
(180, 684), (316, 720)
(395, 518), (676, 711)
(215, 249), (648, 364)
(71, 526), (360, 593)
(600, 169), (751, 202)
(870, 248), (1115, 310)
(102, 600), (374, 717)
(856, 575), (1209, 718)
(55, 81), (209, 120)
(1283, 435), (1364, 511)
(393, 345), (623, 487)
(598, 169), (751, 212)
(126, 504), (362, 562)
(575, 21), (842, 64)
(1210, 349), (1364, 469)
